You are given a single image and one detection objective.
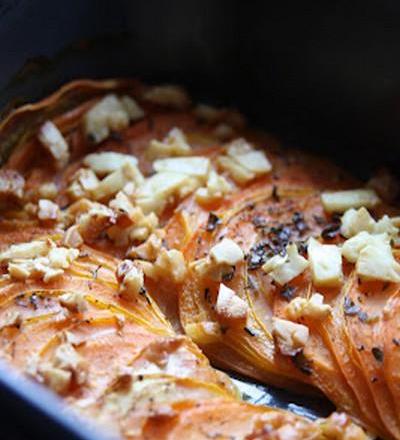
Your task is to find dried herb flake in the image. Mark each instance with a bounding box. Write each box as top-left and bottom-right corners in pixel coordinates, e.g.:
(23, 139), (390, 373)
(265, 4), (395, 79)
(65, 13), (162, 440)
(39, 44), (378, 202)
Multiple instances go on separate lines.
(372, 347), (384, 362)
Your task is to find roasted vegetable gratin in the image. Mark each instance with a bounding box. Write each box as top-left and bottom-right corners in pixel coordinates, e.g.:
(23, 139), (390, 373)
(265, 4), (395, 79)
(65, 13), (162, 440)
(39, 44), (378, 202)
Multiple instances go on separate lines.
(2, 78), (396, 439)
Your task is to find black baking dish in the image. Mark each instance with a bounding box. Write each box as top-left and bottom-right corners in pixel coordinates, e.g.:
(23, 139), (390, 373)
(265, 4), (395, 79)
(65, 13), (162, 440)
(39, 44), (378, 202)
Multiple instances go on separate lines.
(0, 1), (399, 438)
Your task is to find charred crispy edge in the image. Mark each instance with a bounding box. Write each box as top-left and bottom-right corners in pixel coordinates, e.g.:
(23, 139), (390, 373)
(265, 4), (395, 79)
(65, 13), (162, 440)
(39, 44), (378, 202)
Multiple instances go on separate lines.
(0, 78), (143, 165)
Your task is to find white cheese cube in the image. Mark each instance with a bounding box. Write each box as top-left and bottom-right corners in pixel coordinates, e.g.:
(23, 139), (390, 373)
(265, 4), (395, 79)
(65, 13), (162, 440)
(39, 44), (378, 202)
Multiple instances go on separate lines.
(262, 243), (309, 285)
(321, 189), (380, 213)
(356, 239), (400, 283)
(272, 317), (309, 356)
(307, 238), (343, 287)
(0, 240), (52, 262)
(233, 150), (272, 175)
(83, 94), (129, 143)
(340, 207), (376, 238)
(38, 121), (69, 169)
(83, 152), (138, 176)
(217, 155), (255, 183)
(209, 238), (244, 266)
(226, 138), (254, 156)
(286, 293), (331, 320)
(153, 157), (210, 179)
(374, 215), (399, 238)
(215, 283), (248, 321)
(341, 232), (389, 263)
(37, 199), (60, 221)
(147, 127), (192, 159)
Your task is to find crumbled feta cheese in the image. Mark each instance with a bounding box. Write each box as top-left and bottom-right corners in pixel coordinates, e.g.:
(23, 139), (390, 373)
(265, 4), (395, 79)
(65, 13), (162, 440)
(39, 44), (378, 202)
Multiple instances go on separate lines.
(62, 225), (84, 248)
(38, 121), (70, 169)
(209, 238), (244, 266)
(147, 127), (192, 159)
(215, 283), (248, 321)
(286, 293), (332, 321)
(262, 243), (309, 285)
(0, 169), (25, 205)
(143, 85), (190, 109)
(8, 256), (65, 283)
(195, 169), (232, 204)
(341, 232), (389, 263)
(217, 155), (256, 183)
(59, 291), (87, 313)
(83, 152), (138, 176)
(0, 240), (52, 262)
(217, 138), (271, 184)
(116, 260), (144, 300)
(340, 207), (376, 238)
(356, 238), (400, 283)
(120, 95), (145, 121)
(38, 182), (58, 200)
(143, 248), (187, 283)
(374, 215), (399, 238)
(321, 189), (380, 213)
(153, 156), (210, 179)
(272, 317), (309, 356)
(90, 160), (139, 202)
(83, 95), (130, 143)
(135, 172), (194, 214)
(307, 238), (343, 287)
(341, 231), (400, 282)
(340, 207), (399, 240)
(191, 239), (244, 282)
(37, 199), (60, 222)
(48, 247), (79, 269)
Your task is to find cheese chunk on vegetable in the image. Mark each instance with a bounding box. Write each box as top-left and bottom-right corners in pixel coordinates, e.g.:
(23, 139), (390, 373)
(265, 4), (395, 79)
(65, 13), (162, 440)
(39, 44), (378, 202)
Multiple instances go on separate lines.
(262, 243), (309, 285)
(217, 138), (272, 184)
(147, 127), (192, 159)
(308, 238), (343, 287)
(340, 207), (399, 239)
(215, 283), (248, 321)
(356, 238), (400, 283)
(342, 232), (389, 263)
(38, 121), (69, 169)
(84, 94), (130, 143)
(195, 169), (232, 204)
(136, 172), (194, 214)
(0, 240), (52, 262)
(286, 293), (332, 320)
(321, 189), (380, 213)
(272, 318), (309, 356)
(340, 207), (376, 238)
(153, 157), (210, 179)
(83, 152), (138, 176)
(209, 238), (244, 266)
